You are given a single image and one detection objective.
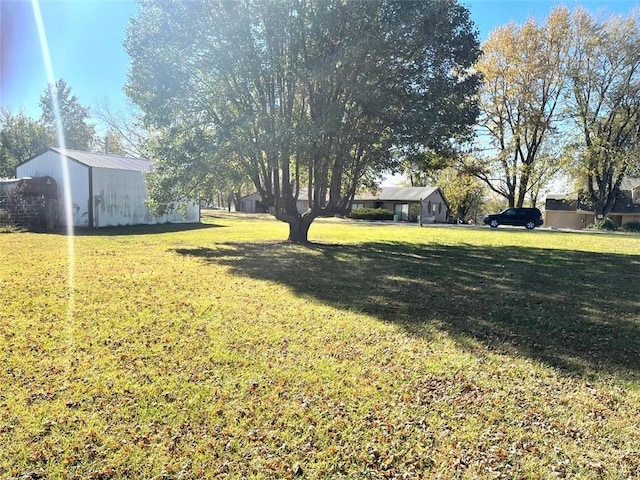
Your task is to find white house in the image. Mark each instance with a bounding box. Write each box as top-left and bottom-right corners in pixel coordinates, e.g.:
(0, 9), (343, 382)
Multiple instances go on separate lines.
(16, 147), (200, 228)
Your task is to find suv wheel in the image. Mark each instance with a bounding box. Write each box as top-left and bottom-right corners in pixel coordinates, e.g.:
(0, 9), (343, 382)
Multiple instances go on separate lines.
(525, 221), (536, 230)
(490, 219), (499, 228)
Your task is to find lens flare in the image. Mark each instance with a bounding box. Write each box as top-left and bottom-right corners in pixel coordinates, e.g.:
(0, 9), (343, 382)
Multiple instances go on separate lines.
(31, 0), (76, 329)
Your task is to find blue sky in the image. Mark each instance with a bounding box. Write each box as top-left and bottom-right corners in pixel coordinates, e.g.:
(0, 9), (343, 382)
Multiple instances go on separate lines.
(1, 0), (137, 128)
(1, 0), (640, 131)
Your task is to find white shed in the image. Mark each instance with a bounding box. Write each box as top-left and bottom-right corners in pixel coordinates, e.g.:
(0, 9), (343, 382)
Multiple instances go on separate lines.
(16, 147), (200, 228)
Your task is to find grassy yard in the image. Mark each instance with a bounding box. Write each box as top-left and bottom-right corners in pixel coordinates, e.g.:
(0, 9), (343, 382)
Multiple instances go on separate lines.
(1, 212), (639, 479)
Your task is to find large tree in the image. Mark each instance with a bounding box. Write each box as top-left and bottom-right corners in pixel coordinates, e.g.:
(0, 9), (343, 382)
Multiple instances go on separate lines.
(0, 108), (51, 177)
(125, 0), (480, 242)
(568, 9), (640, 216)
(93, 100), (149, 158)
(464, 7), (572, 208)
(39, 79), (96, 151)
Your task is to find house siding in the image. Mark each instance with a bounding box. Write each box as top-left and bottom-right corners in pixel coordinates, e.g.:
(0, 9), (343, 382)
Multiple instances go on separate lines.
(419, 191), (448, 223)
(545, 211), (592, 230)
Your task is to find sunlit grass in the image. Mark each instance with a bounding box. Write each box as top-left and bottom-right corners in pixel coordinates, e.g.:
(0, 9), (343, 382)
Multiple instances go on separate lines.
(1, 212), (639, 479)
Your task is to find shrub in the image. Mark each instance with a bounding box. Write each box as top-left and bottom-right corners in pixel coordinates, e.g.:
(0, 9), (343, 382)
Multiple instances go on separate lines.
(622, 221), (640, 232)
(586, 217), (617, 231)
(347, 207), (394, 221)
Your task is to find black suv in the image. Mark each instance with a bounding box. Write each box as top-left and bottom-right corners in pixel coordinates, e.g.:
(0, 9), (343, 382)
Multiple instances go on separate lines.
(483, 207), (543, 229)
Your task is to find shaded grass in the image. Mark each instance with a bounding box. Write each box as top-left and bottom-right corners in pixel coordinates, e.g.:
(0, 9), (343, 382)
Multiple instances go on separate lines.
(174, 239), (640, 380)
(1, 213), (639, 479)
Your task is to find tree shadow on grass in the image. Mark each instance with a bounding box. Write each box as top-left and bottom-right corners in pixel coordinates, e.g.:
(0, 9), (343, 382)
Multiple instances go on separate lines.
(55, 222), (225, 236)
(173, 241), (640, 380)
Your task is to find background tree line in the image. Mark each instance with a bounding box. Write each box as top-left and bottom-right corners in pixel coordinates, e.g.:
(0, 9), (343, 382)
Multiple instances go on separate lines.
(0, 79), (120, 177)
(458, 6), (640, 217)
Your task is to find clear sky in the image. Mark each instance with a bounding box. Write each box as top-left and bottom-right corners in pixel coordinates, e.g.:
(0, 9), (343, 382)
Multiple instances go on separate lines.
(1, 0), (137, 129)
(1, 0), (639, 131)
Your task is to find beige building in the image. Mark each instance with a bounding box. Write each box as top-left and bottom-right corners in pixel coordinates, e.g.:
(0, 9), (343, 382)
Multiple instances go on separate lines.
(545, 178), (640, 229)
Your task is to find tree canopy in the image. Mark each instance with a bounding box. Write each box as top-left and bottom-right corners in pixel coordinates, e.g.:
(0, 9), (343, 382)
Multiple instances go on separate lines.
(39, 79), (96, 151)
(125, 0), (480, 242)
(464, 7), (572, 208)
(461, 7), (640, 216)
(0, 108), (51, 178)
(568, 9), (640, 216)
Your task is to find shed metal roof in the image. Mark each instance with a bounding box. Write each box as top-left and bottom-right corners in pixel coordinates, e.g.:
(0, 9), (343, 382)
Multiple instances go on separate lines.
(50, 147), (152, 172)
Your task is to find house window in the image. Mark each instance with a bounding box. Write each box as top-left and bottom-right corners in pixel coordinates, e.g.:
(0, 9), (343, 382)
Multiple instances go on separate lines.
(352, 203), (365, 210)
(394, 203), (409, 221)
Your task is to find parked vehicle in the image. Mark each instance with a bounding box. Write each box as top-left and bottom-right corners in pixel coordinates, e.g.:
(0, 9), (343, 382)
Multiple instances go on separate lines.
(483, 207), (544, 229)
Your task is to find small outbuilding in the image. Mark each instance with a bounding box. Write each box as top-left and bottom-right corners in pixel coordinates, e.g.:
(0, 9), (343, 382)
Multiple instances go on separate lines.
(16, 147), (200, 228)
(239, 192), (270, 214)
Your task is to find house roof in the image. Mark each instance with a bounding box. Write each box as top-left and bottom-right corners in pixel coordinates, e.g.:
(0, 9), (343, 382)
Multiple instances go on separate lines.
(384, 186), (439, 201)
(545, 184), (640, 213)
(356, 186), (439, 202)
(620, 177), (640, 191)
(243, 186), (443, 203)
(545, 195), (580, 211)
(50, 147), (152, 172)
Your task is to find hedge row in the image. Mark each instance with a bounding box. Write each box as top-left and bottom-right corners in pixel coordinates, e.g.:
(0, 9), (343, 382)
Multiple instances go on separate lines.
(586, 218), (640, 233)
(347, 208), (394, 221)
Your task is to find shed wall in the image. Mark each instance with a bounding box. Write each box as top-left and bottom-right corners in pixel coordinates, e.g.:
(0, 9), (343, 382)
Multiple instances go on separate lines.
(240, 193), (261, 213)
(16, 151), (90, 227)
(92, 167), (199, 227)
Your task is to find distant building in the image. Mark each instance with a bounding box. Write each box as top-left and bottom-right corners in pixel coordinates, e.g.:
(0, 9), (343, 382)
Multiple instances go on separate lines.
(545, 178), (640, 229)
(239, 186), (449, 223)
(16, 147), (200, 228)
(352, 186), (449, 223)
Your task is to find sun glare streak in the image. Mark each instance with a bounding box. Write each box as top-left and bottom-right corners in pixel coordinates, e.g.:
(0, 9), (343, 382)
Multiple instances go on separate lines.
(31, 0), (76, 334)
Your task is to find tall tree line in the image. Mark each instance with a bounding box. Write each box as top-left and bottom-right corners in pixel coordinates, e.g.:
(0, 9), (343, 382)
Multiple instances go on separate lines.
(462, 7), (640, 216)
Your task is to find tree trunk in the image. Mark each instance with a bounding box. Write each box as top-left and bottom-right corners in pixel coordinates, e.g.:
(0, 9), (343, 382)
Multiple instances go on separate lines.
(287, 216), (312, 243)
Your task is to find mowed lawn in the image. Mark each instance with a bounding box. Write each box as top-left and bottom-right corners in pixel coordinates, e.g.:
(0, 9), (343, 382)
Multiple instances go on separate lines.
(1, 212), (639, 479)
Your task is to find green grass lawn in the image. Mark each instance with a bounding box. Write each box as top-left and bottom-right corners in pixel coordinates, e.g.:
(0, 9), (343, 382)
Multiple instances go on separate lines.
(1, 212), (639, 479)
